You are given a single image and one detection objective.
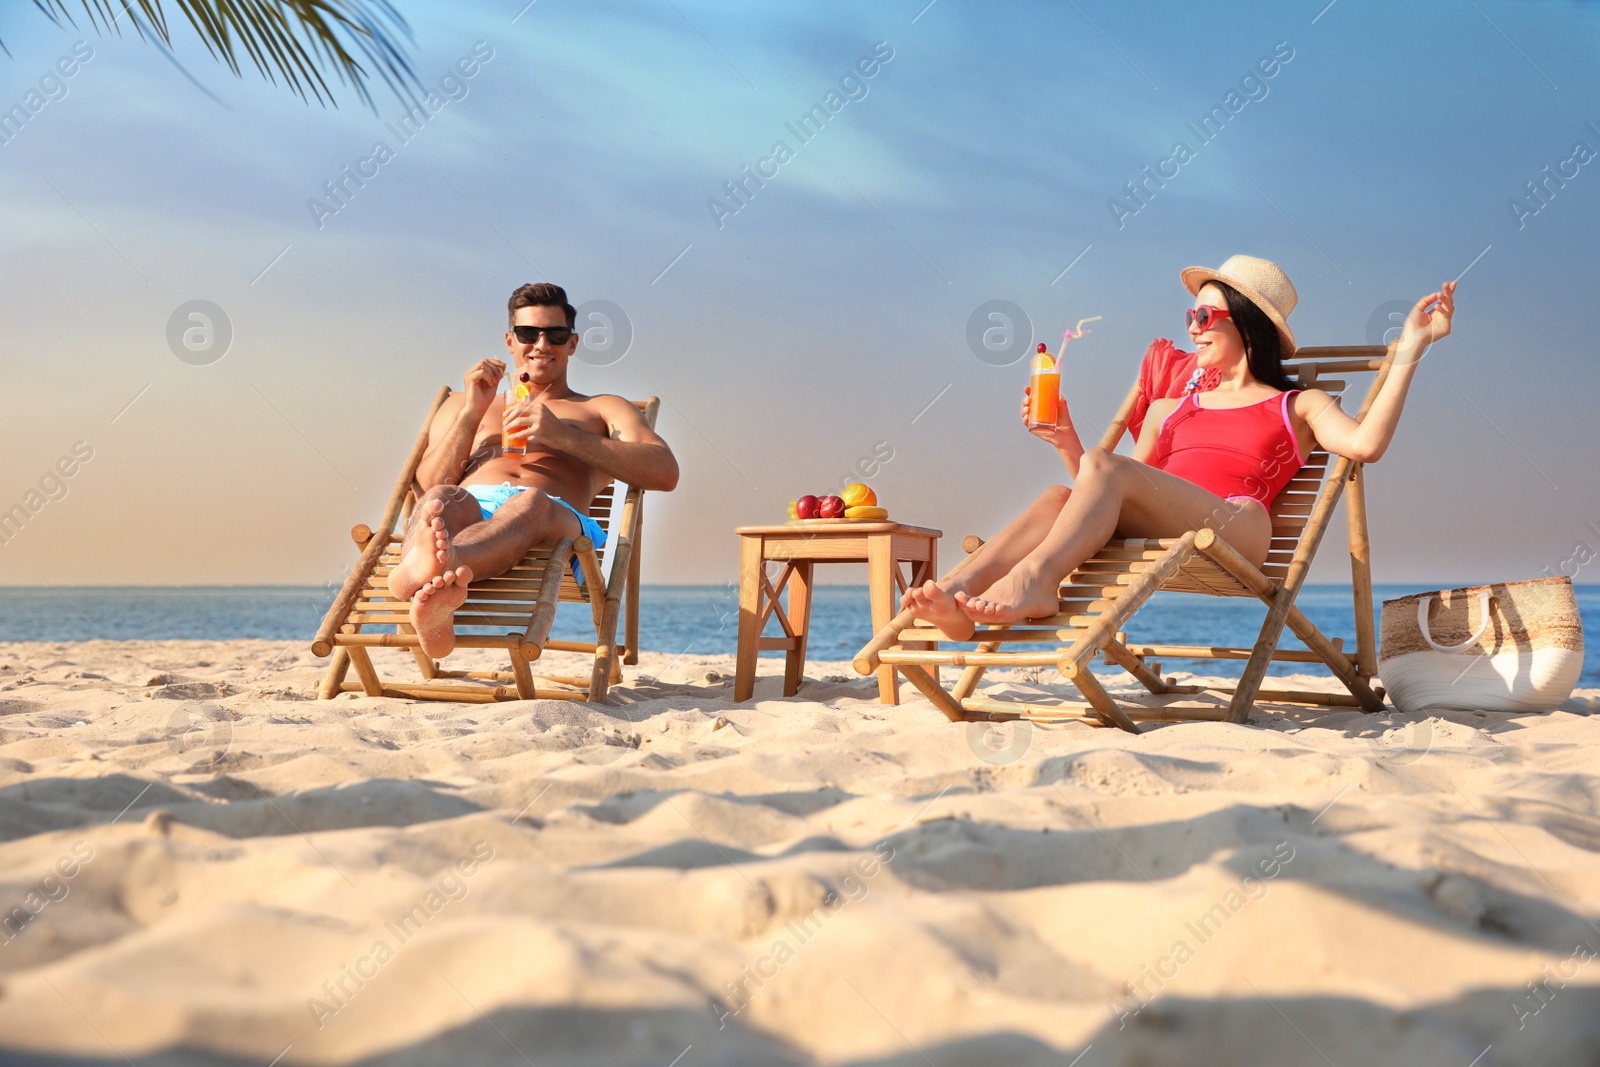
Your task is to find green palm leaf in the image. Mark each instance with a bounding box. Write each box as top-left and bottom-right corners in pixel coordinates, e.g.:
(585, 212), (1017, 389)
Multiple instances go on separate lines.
(23, 0), (417, 109)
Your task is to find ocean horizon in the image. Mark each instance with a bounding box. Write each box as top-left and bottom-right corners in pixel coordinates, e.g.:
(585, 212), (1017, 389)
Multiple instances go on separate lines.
(4, 584), (1595, 686)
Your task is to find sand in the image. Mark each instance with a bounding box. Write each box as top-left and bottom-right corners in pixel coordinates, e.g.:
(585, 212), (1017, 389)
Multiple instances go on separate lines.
(0, 639), (1597, 1066)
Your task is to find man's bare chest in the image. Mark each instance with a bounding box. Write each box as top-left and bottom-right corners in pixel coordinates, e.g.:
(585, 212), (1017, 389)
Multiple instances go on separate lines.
(471, 400), (606, 449)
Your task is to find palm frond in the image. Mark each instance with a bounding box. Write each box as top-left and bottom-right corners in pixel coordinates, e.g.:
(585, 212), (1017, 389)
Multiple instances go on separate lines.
(23, 0), (418, 109)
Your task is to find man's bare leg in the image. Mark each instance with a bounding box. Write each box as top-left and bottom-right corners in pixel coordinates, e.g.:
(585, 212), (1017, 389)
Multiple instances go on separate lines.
(960, 449), (1270, 624)
(901, 485), (1072, 640)
(408, 487), (584, 659)
(388, 488), (482, 601)
(447, 488), (583, 582)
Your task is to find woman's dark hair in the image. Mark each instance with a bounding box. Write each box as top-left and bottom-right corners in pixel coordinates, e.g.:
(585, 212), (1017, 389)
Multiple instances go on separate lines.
(1212, 281), (1294, 390)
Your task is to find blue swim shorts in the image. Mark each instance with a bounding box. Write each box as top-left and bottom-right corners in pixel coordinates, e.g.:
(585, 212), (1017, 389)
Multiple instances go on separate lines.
(461, 483), (607, 583)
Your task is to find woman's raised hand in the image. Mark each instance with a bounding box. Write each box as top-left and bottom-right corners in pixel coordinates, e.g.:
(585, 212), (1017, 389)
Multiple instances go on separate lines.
(1021, 385), (1077, 450)
(1399, 279), (1457, 355)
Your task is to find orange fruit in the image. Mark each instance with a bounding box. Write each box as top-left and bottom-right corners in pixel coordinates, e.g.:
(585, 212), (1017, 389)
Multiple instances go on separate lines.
(841, 482), (877, 508)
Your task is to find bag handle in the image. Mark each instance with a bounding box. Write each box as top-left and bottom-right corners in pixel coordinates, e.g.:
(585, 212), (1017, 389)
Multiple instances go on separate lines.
(1416, 591), (1495, 653)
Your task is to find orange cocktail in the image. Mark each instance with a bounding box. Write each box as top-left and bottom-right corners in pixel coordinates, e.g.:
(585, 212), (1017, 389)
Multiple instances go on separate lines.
(1026, 343), (1059, 429)
(503, 381), (531, 455)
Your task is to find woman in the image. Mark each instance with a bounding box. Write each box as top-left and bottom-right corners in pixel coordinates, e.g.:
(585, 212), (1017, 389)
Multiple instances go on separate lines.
(903, 254), (1457, 640)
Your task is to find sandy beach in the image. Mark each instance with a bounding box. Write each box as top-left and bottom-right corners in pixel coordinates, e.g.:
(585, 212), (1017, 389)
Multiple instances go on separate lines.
(0, 639), (1597, 1065)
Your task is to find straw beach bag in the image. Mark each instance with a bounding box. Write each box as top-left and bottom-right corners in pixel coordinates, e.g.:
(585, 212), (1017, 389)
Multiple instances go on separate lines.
(1379, 577), (1584, 713)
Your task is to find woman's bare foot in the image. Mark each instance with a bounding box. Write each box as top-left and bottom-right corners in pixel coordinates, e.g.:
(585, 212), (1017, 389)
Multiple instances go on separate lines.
(389, 498), (457, 601)
(957, 568), (1061, 625)
(411, 565), (474, 659)
(902, 580), (976, 641)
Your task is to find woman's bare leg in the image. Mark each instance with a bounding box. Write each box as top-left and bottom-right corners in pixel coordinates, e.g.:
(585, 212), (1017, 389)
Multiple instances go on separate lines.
(902, 485), (1072, 640)
(960, 448), (1272, 623)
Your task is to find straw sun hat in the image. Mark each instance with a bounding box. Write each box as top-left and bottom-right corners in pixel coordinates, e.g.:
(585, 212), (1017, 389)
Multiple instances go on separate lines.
(1180, 254), (1298, 357)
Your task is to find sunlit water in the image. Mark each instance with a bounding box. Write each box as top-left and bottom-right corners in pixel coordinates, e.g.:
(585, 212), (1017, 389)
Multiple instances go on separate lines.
(3, 585), (1595, 685)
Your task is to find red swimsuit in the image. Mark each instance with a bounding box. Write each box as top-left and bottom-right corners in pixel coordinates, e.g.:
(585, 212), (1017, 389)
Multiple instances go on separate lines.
(1153, 390), (1305, 507)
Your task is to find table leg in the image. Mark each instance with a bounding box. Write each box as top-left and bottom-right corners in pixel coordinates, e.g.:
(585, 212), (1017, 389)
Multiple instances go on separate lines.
(734, 535), (764, 701)
(784, 561), (813, 696)
(866, 534), (899, 704)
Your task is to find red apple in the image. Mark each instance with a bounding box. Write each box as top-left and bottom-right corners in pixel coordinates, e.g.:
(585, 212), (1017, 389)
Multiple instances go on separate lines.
(795, 495), (820, 519)
(818, 495), (845, 518)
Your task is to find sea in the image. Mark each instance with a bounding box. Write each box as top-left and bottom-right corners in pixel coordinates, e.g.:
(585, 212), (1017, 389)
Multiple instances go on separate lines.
(3, 585), (1597, 687)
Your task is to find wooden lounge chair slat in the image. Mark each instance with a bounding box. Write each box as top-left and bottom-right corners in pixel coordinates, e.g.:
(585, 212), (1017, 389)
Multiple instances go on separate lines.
(1287, 348), (1386, 366)
(1075, 560), (1155, 576)
(1125, 643), (1358, 665)
(1055, 583), (1132, 600)
(367, 561), (571, 581)
(1043, 598), (1117, 616)
(473, 574), (556, 588)
(1082, 548), (1173, 561)
(335, 680), (583, 702)
(959, 697), (1230, 723)
(459, 587), (550, 600)
(349, 611), (532, 627)
(432, 669), (595, 689)
(453, 602), (546, 616)
(882, 649), (1064, 667)
(334, 632), (522, 649)
(355, 587), (555, 606)
(899, 627), (1065, 644)
(1252, 688), (1369, 708)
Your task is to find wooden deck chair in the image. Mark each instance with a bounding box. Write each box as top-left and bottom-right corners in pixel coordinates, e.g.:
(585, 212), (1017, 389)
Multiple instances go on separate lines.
(311, 386), (657, 703)
(855, 345), (1399, 733)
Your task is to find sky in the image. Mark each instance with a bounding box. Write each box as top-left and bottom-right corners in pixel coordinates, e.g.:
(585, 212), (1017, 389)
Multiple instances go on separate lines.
(0, 0), (1597, 592)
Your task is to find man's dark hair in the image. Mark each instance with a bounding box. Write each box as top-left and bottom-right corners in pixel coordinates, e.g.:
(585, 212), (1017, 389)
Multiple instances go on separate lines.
(508, 283), (576, 328)
(1213, 281), (1294, 390)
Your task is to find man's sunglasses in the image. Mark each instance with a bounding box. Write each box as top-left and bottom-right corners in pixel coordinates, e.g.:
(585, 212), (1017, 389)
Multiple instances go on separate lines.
(512, 325), (575, 345)
(1185, 305), (1232, 331)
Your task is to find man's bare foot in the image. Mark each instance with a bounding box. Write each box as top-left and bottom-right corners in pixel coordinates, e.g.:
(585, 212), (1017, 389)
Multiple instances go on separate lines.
(412, 565), (474, 659)
(389, 498), (457, 601)
(902, 580), (976, 641)
(956, 569), (1061, 625)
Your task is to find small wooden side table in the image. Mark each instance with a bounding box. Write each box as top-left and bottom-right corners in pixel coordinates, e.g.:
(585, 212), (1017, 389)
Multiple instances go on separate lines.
(734, 521), (941, 704)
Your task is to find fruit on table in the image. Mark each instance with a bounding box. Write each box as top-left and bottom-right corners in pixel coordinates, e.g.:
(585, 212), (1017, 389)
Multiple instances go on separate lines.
(789, 490), (888, 521)
(841, 482), (877, 508)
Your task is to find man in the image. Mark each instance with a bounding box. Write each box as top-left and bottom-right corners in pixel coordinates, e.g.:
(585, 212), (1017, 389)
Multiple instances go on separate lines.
(388, 283), (678, 657)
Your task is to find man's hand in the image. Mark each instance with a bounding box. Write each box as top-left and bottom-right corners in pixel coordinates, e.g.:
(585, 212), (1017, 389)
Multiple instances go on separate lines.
(502, 391), (575, 452)
(463, 358), (507, 416)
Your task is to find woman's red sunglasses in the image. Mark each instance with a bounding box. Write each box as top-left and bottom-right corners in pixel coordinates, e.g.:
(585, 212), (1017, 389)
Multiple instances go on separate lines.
(1185, 305), (1232, 330)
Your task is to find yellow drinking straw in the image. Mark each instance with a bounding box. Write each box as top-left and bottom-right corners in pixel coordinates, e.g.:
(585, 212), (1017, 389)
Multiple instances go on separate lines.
(1061, 315), (1102, 349)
